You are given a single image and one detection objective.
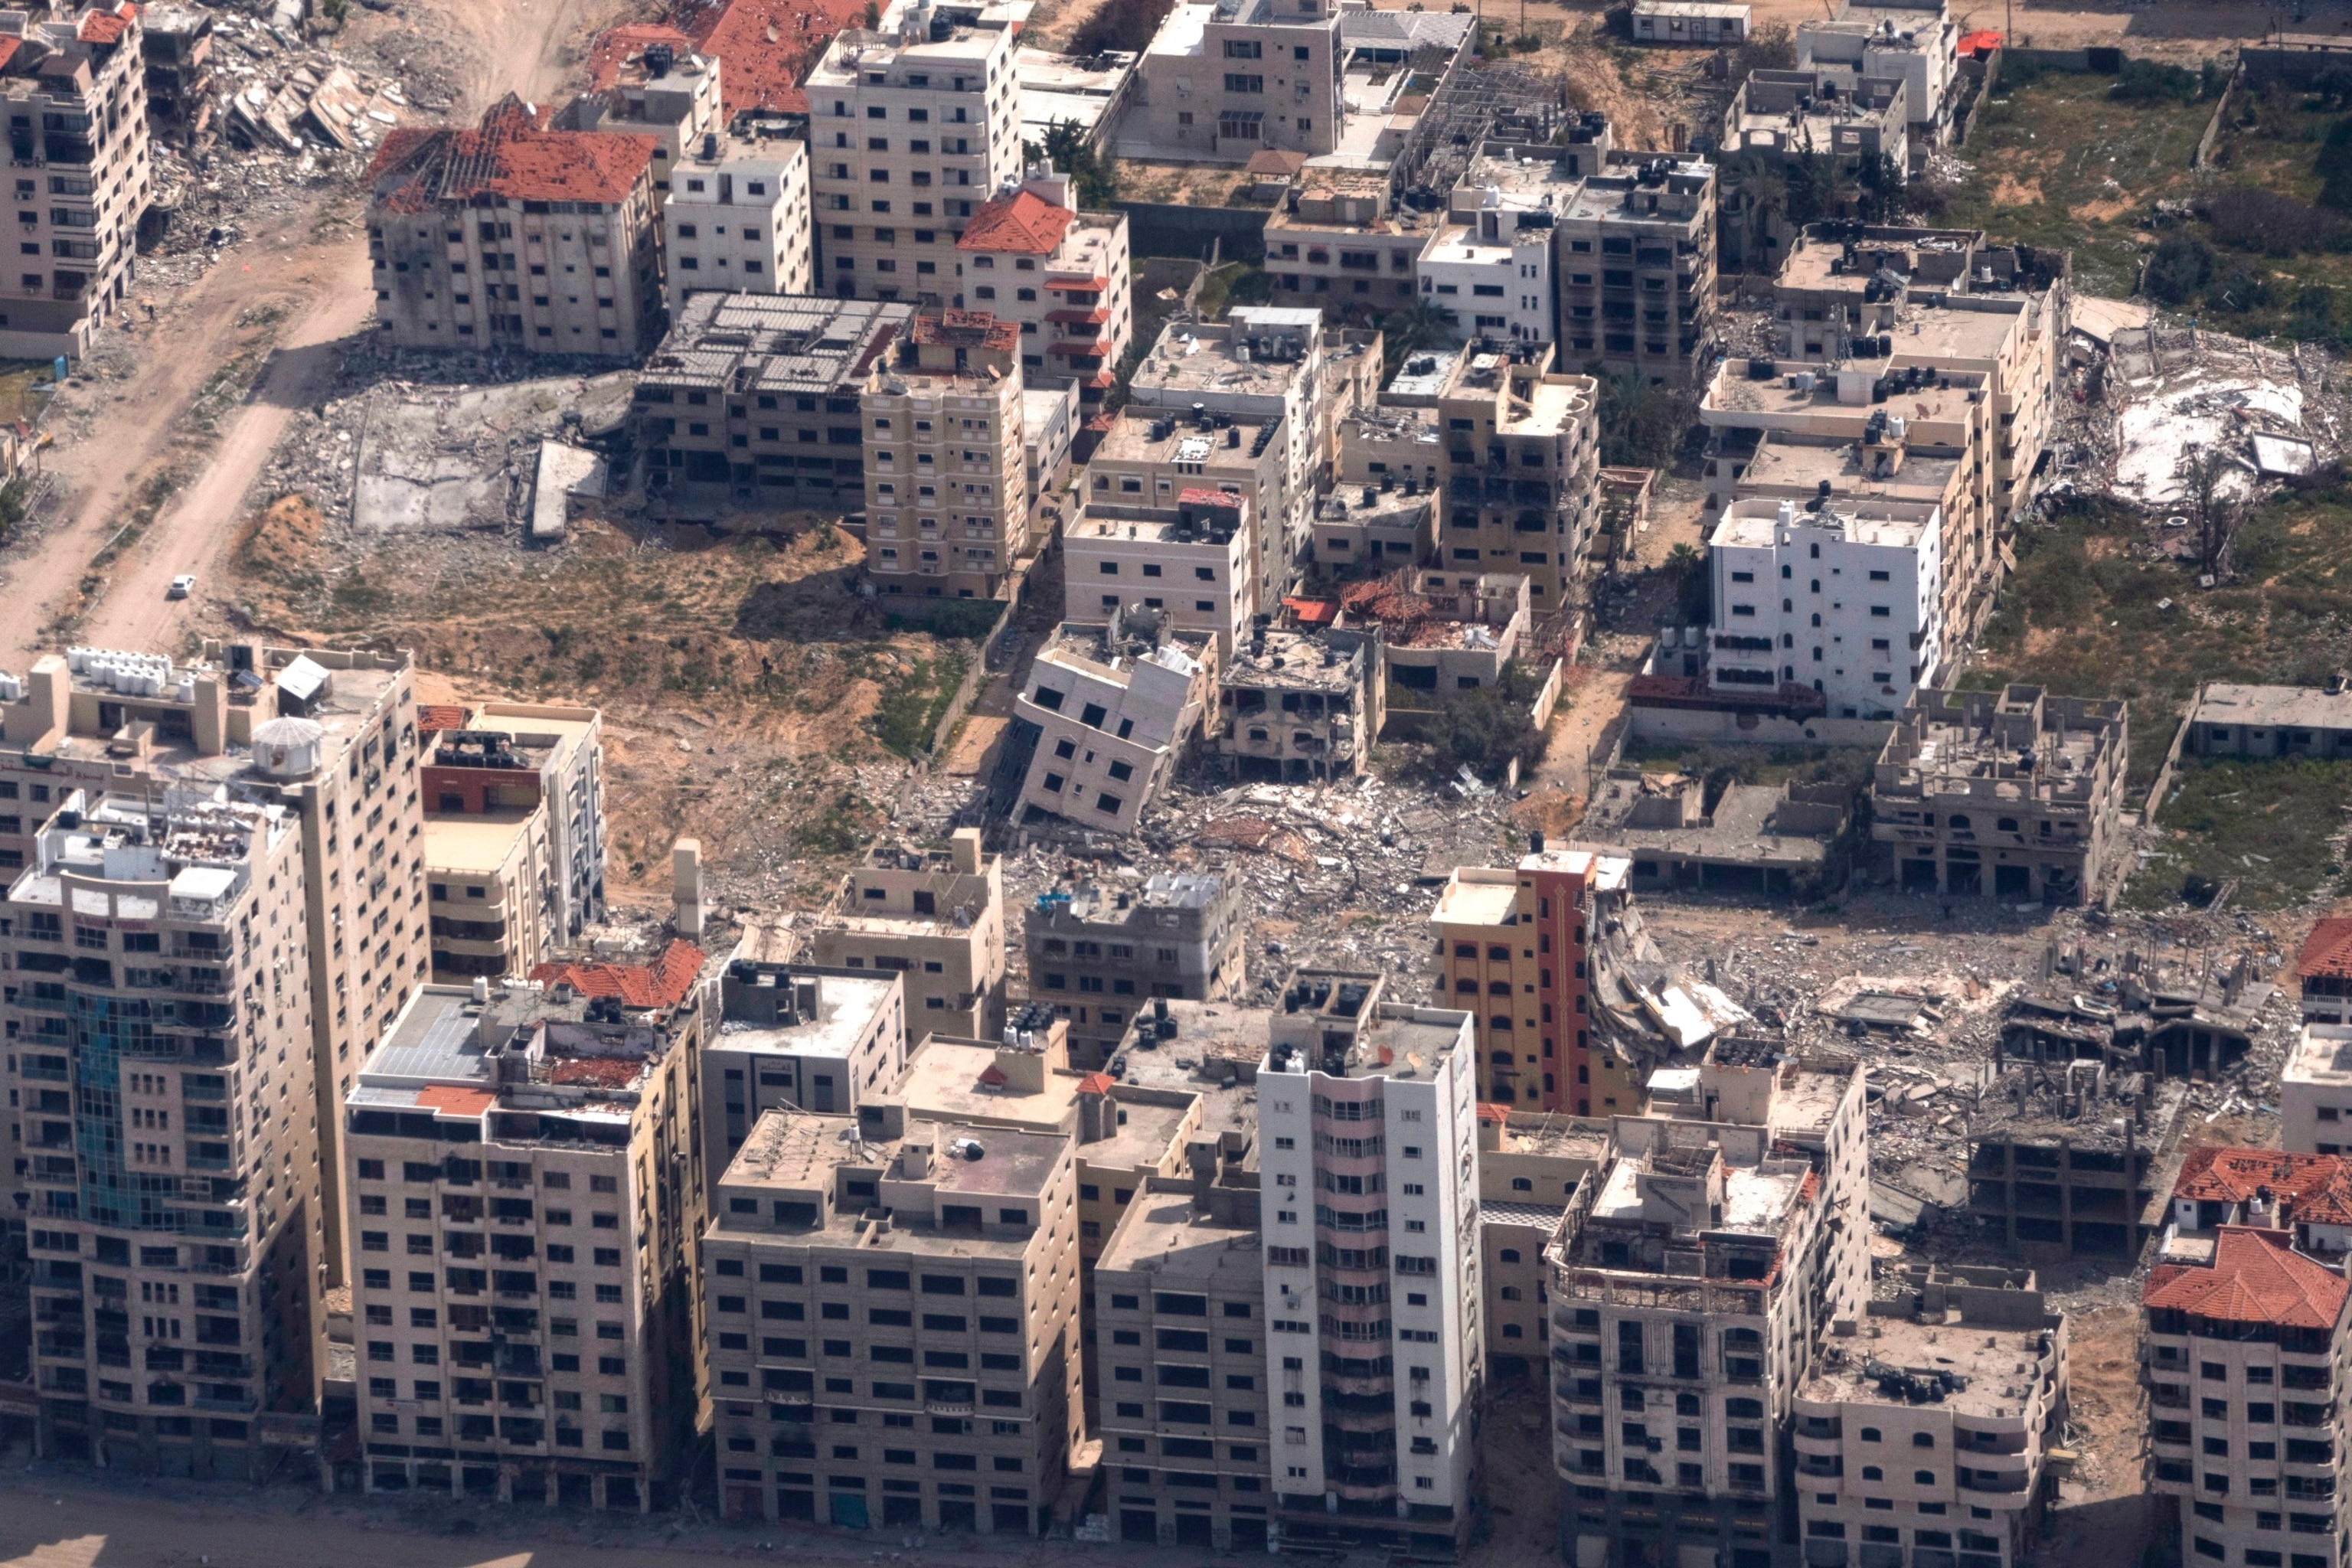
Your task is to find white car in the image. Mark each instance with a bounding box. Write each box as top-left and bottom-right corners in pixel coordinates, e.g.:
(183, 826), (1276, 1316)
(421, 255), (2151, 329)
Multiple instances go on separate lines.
(168, 573), (196, 599)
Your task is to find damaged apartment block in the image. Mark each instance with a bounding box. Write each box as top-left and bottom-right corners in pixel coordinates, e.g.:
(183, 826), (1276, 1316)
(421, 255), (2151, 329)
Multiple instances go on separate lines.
(1965, 1059), (2189, 1262)
(2001, 949), (2272, 1081)
(1870, 686), (2128, 906)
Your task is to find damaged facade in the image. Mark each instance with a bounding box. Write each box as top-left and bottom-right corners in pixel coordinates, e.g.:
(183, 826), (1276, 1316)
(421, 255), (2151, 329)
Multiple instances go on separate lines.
(1011, 609), (1220, 835)
(1965, 1059), (2187, 1260)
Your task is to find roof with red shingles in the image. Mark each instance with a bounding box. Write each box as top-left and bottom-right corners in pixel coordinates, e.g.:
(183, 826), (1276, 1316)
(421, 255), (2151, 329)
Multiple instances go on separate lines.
(2299, 918), (2352, 983)
(2145, 1225), (2350, 1330)
(529, 939), (706, 1010)
(78, 4), (136, 44)
(688, 0), (873, 116)
(2175, 1147), (2352, 1230)
(957, 190), (1076, 256)
(416, 704), (469, 733)
(368, 97), (657, 213)
(1076, 1072), (1116, 1095)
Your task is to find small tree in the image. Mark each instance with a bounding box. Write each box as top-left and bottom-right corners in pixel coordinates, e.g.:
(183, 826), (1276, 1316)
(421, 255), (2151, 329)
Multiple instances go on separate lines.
(2176, 446), (2242, 578)
(1039, 119), (1119, 207)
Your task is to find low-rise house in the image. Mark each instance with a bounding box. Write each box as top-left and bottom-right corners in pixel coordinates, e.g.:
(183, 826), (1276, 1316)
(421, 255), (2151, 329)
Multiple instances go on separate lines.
(1013, 609), (1220, 835)
(2165, 1145), (2352, 1257)
(1631, 1), (1751, 43)
(1416, 187), (1554, 346)
(1337, 570), (1530, 701)
(1304, 477), (1435, 574)
(2188, 681), (2352, 760)
(1263, 172), (1439, 318)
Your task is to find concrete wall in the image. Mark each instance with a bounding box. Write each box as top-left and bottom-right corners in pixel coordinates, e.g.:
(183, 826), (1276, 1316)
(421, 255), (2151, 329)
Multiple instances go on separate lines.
(1626, 701), (1900, 750)
(1112, 202), (1269, 263)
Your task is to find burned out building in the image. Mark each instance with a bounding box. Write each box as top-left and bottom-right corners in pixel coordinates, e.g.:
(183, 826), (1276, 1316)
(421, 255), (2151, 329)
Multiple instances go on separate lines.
(1870, 686), (2128, 906)
(1965, 1060), (2189, 1261)
(1580, 769), (1851, 900)
(1998, 954), (2272, 1082)
(1216, 625), (1383, 782)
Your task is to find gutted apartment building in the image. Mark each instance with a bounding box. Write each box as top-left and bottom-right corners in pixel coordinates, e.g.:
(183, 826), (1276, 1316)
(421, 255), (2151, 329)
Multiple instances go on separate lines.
(1870, 686), (2128, 906)
(1795, 1266), (2069, 1568)
(1549, 1057), (1870, 1568)
(805, 0), (1026, 305)
(955, 168), (1132, 407)
(861, 308), (1031, 603)
(1965, 1060), (2188, 1261)
(696, 1103), (1085, 1532)
(1263, 172), (1439, 318)
(1218, 624), (1383, 783)
(1257, 971), (1484, 1553)
(1432, 345), (1602, 612)
(0, 4), (154, 359)
(1024, 871), (1247, 1060)
(341, 946), (709, 1509)
(661, 125), (815, 312)
(5, 789), (319, 1478)
(2144, 1227), (2351, 1568)
(0, 640), (430, 1295)
(1011, 610), (1220, 836)
(366, 96), (665, 359)
(805, 828), (1005, 1038)
(139, 4), (213, 145)
(635, 292), (914, 508)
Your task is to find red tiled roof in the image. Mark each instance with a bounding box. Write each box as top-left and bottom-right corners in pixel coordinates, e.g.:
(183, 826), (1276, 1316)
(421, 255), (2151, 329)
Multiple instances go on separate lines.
(2177, 1147), (2347, 1206)
(368, 97), (657, 212)
(550, 1057), (643, 1087)
(1076, 1072), (1116, 1094)
(416, 704), (469, 733)
(2300, 918), (2352, 982)
(1283, 596), (1339, 627)
(913, 308), (1021, 354)
(79, 5), (136, 44)
(2145, 1226), (2350, 1329)
(1475, 1102), (1512, 1124)
(529, 939), (706, 1010)
(957, 190), (1076, 256)
(978, 1063), (1008, 1087)
(1178, 487), (1239, 508)
(688, 0), (874, 116)
(0, 37), (21, 72)
(587, 23), (697, 90)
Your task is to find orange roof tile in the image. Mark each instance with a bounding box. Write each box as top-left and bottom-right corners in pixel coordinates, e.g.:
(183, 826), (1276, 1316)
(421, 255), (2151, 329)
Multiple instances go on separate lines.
(416, 1084), (495, 1117)
(529, 939), (706, 1009)
(1076, 1072), (1116, 1095)
(913, 308), (1021, 354)
(550, 1057), (642, 1087)
(587, 23), (697, 90)
(1475, 1102), (1512, 1123)
(79, 5), (135, 44)
(2145, 1226), (2350, 1330)
(416, 704), (469, 733)
(2300, 918), (2352, 982)
(1283, 595), (1339, 627)
(2176, 1147), (2347, 1206)
(688, 0), (874, 116)
(978, 1063), (1008, 1087)
(368, 97), (657, 213)
(957, 190), (1076, 256)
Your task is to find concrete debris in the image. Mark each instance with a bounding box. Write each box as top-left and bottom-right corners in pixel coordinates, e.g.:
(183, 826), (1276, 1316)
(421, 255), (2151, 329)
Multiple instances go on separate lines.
(530, 441), (609, 541)
(349, 374), (635, 535)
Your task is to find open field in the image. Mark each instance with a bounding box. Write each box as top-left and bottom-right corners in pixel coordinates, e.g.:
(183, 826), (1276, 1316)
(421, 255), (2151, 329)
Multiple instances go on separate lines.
(2125, 756), (2352, 911)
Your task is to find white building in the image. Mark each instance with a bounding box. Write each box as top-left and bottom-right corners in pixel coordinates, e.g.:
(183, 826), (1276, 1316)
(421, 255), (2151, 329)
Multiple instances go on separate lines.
(1631, 1), (1751, 44)
(662, 129), (814, 311)
(1014, 613), (1218, 835)
(805, 0), (1024, 305)
(1119, 0), (1344, 162)
(1256, 970), (1481, 1554)
(2283, 1024), (2352, 1155)
(1707, 495), (1943, 721)
(1417, 191), (1554, 346)
(1798, 0), (1961, 149)
(956, 168), (1134, 410)
(1062, 489), (1254, 655)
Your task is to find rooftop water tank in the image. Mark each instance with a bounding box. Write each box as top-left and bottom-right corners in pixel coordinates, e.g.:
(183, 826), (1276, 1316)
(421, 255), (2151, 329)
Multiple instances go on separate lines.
(251, 716), (327, 779)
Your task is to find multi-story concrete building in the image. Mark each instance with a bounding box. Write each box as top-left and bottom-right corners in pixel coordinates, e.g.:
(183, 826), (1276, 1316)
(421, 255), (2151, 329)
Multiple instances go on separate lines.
(1418, 186), (1554, 346)
(1095, 1176), (1272, 1550)
(420, 736), (558, 985)
(2298, 920), (2352, 1027)
(696, 1102), (1085, 1532)
(1264, 172), (1439, 319)
(1257, 970), (1483, 1553)
(1122, 0), (1345, 162)
(1012, 611), (1220, 836)
(661, 125), (814, 311)
(1432, 345), (1601, 619)
(1795, 1265), (2068, 1568)
(1870, 686), (2128, 905)
(2144, 1227), (2351, 1568)
(1024, 871), (1246, 1060)
(805, 828), (1004, 1038)
(341, 945), (710, 1509)
(956, 168), (1132, 409)
(0, 640), (430, 1296)
(571, 40), (723, 195)
(6, 789), (318, 1477)
(1706, 495), (1945, 720)
(805, 0), (1025, 306)
(1550, 1054), (1870, 1568)
(1723, 69), (1909, 176)
(1427, 847), (1636, 1114)
(2283, 1024), (2352, 1155)
(1063, 488), (1257, 657)
(636, 292), (915, 509)
(0, 4), (154, 361)
(2165, 1147), (2352, 1260)
(863, 309), (1031, 603)
(366, 96), (665, 359)
(139, 4), (212, 145)
(422, 703), (605, 952)
(1218, 623), (1383, 783)
(698, 933), (909, 1181)
(1797, 0), (1961, 152)
(1475, 1109), (1610, 1380)
(1965, 1060), (2189, 1262)
(1461, 126), (1721, 386)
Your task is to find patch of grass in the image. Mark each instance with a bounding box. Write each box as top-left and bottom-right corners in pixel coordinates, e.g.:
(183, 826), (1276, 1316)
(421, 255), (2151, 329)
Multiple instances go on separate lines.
(1963, 492), (2352, 791)
(2121, 757), (2352, 911)
(865, 647), (970, 758)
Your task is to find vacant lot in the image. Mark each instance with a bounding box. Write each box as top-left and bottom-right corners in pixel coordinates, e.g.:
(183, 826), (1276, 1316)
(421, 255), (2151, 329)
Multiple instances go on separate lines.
(1962, 490), (2352, 795)
(1940, 67), (2215, 296)
(2125, 757), (2352, 911)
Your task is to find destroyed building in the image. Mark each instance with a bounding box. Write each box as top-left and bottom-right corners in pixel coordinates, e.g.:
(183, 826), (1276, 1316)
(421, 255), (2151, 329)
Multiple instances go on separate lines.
(1011, 609), (1219, 836)
(366, 96), (665, 360)
(1025, 872), (1247, 1061)
(1724, 67), (1911, 176)
(1965, 1060), (2188, 1260)
(0, 3), (153, 358)
(804, 827), (1007, 1039)
(1331, 570), (1529, 705)
(139, 3), (211, 144)
(1431, 345), (1602, 612)
(1998, 953), (2272, 1080)
(1870, 686), (2128, 906)
(862, 309), (1031, 603)
(1216, 624), (1382, 783)
(635, 292), (914, 507)
(1581, 768), (1851, 899)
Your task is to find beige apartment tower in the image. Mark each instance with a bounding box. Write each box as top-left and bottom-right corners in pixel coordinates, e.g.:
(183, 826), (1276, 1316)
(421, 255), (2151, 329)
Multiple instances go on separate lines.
(862, 310), (1031, 603)
(805, 828), (1006, 1037)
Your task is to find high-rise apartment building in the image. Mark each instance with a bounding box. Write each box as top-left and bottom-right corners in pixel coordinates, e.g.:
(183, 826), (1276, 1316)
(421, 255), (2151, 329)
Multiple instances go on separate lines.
(340, 944), (710, 1509)
(1432, 347), (1601, 612)
(861, 309), (1031, 603)
(805, 828), (1005, 1038)
(955, 168), (1132, 408)
(570, 41), (722, 195)
(1024, 871), (1248, 1063)
(806, 0), (1025, 306)
(662, 124), (815, 311)
(1474, 1109), (1610, 1380)
(0, 640), (430, 1297)
(1550, 1047), (1870, 1568)
(2145, 1226), (2350, 1568)
(1256, 969), (1482, 1554)
(367, 97), (665, 359)
(0, 4), (154, 360)
(6, 789), (318, 1478)
(697, 1103), (1084, 1532)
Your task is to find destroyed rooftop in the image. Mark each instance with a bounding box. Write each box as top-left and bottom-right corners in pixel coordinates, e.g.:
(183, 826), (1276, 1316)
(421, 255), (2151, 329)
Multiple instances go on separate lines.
(1971, 1064), (2187, 1148)
(1878, 688), (2125, 803)
(1036, 620), (1209, 682)
(1037, 873), (1227, 923)
(639, 293), (912, 396)
(351, 975), (694, 1122)
(1801, 1315), (2056, 1420)
(1224, 629), (1362, 693)
(368, 98), (658, 210)
(1490, 1111), (1613, 1165)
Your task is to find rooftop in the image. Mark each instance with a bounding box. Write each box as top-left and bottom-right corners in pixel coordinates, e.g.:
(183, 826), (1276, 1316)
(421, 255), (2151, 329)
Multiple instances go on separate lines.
(421, 808), (536, 876)
(1093, 408), (1280, 469)
(1801, 1312), (2058, 1419)
(2145, 1225), (2350, 1331)
(714, 960), (900, 1060)
(2285, 1024), (2352, 1089)
(1034, 872), (1231, 925)
(2193, 682), (2352, 737)
(1489, 1109), (1613, 1165)
(1704, 358), (1985, 422)
(1128, 310), (1334, 403)
(369, 97), (656, 211)
(1096, 1182), (1263, 1281)
(1713, 495), (1939, 550)
(640, 292), (911, 395)
(1877, 685), (2125, 802)
(715, 1107), (1067, 1251)
(1431, 867), (1519, 930)
(531, 939), (706, 1011)
(959, 187), (1076, 256)
(2300, 919), (2352, 984)
(1113, 999), (1268, 1164)
(1265, 975), (1468, 1081)
(1223, 627), (1363, 694)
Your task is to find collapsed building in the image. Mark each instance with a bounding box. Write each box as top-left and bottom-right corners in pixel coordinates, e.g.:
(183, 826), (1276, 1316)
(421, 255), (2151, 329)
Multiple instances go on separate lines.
(1216, 624), (1383, 782)
(1998, 951), (2272, 1080)
(1579, 769), (1851, 899)
(1965, 1059), (2189, 1261)
(1011, 608), (1219, 836)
